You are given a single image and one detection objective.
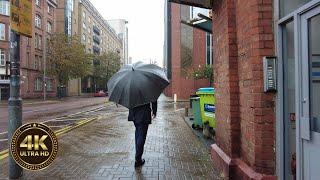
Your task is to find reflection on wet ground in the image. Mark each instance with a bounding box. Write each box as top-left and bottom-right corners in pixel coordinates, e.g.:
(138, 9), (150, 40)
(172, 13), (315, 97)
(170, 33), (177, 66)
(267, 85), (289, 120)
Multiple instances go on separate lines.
(0, 96), (220, 179)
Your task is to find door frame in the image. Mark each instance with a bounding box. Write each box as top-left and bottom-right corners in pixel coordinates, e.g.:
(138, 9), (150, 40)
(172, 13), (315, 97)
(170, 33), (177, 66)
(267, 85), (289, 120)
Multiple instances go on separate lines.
(276, 0), (320, 179)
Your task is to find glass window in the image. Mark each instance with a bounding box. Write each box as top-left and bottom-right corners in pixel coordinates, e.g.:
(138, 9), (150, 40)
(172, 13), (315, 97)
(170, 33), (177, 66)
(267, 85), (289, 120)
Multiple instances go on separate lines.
(206, 33), (213, 66)
(35, 78), (42, 91)
(82, 33), (86, 41)
(0, 1), (10, 16)
(83, 11), (86, 19)
(46, 80), (53, 91)
(34, 55), (39, 69)
(280, 0), (311, 17)
(35, 14), (42, 28)
(180, 5), (193, 77)
(0, 23), (5, 40)
(36, 0), (40, 6)
(283, 21), (296, 179)
(309, 14), (320, 133)
(47, 21), (52, 33)
(0, 49), (5, 66)
(83, 22), (86, 30)
(48, 5), (53, 14)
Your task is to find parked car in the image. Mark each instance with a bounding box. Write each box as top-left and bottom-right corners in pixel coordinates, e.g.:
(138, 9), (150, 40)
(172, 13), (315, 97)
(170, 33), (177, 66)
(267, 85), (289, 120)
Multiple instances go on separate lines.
(94, 90), (107, 97)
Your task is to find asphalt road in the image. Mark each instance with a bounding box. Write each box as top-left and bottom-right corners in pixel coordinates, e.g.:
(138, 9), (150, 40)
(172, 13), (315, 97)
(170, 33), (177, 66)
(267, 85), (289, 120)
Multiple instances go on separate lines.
(0, 97), (107, 133)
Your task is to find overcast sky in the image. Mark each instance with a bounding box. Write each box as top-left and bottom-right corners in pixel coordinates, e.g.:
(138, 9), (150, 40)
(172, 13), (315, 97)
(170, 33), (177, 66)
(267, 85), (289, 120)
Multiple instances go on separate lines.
(90, 0), (165, 66)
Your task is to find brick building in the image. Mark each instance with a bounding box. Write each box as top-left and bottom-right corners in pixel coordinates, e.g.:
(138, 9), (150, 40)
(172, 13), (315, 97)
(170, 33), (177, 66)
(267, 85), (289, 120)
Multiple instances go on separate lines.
(164, 2), (212, 99)
(0, 1), (10, 101)
(169, 0), (320, 179)
(19, 0), (58, 99)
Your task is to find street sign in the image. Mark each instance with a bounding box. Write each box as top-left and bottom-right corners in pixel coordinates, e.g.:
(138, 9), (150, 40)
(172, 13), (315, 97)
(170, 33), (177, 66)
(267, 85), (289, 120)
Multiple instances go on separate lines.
(10, 0), (32, 37)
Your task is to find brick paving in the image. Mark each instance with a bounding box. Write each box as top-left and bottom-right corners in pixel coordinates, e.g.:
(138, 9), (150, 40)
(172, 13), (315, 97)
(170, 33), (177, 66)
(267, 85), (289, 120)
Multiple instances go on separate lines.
(0, 97), (220, 180)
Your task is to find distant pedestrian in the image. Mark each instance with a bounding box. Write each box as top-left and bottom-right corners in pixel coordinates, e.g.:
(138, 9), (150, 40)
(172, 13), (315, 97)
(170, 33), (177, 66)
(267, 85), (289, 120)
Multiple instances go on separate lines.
(128, 101), (157, 168)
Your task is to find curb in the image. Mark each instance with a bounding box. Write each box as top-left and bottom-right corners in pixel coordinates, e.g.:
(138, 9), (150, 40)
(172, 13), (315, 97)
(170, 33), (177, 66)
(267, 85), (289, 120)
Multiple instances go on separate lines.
(0, 115), (102, 161)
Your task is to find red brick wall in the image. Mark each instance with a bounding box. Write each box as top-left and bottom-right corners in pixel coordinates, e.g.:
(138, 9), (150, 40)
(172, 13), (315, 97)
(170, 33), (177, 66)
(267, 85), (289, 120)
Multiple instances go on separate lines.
(166, 3), (210, 100)
(235, 0), (275, 174)
(212, 0), (240, 158)
(212, 0), (276, 176)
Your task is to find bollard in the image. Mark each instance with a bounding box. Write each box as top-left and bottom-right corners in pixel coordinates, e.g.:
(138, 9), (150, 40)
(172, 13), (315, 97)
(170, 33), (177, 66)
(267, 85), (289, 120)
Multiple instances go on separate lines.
(184, 107), (189, 117)
(173, 94), (177, 103)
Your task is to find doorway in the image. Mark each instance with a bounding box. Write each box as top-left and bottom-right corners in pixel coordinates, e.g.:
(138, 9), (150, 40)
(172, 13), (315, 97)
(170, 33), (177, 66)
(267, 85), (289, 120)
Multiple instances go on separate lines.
(299, 6), (320, 180)
(278, 1), (320, 179)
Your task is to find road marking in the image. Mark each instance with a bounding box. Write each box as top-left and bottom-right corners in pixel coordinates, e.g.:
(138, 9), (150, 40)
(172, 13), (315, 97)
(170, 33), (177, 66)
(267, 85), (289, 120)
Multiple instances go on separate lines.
(0, 115), (102, 161)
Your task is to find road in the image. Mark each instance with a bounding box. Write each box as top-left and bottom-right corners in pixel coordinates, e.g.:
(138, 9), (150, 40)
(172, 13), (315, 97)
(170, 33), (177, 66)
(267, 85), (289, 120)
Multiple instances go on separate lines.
(0, 95), (221, 179)
(0, 97), (107, 133)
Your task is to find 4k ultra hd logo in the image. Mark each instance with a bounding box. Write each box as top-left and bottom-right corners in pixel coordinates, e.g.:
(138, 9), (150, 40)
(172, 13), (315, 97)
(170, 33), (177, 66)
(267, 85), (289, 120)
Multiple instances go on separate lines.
(10, 123), (58, 171)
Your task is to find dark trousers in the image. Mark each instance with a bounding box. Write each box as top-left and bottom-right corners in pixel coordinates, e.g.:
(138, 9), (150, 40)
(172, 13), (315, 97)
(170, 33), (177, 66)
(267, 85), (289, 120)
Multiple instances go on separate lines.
(134, 123), (149, 162)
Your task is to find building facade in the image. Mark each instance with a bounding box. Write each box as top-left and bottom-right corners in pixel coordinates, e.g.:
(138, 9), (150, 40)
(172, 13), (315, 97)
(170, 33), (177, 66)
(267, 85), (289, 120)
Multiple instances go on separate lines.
(164, 2), (212, 99)
(107, 19), (129, 65)
(0, 0), (10, 101)
(169, 0), (320, 179)
(18, 0), (58, 99)
(77, 0), (122, 93)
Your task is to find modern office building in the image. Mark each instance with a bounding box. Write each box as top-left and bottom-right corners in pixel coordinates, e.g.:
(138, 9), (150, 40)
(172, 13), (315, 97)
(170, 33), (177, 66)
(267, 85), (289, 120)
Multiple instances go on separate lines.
(77, 0), (122, 93)
(107, 19), (129, 65)
(169, 0), (320, 179)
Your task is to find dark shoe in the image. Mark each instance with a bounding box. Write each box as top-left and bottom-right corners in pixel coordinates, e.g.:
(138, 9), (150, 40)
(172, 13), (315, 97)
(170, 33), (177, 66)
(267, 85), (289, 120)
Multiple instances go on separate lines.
(134, 159), (145, 168)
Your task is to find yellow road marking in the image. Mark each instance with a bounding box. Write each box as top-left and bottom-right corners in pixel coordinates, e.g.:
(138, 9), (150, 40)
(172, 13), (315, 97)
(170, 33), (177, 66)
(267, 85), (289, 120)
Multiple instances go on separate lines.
(0, 115), (102, 161)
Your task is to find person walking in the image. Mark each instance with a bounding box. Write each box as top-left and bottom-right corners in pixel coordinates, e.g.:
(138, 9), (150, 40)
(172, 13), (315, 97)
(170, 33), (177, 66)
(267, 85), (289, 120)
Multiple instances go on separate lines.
(128, 101), (157, 168)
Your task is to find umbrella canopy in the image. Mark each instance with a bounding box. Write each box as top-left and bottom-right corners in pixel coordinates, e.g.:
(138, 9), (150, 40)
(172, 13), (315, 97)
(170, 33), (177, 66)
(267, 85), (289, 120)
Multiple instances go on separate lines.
(107, 61), (169, 109)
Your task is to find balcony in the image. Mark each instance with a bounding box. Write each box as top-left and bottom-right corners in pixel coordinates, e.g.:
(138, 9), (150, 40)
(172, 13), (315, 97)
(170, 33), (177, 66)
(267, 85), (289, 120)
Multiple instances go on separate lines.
(93, 35), (101, 45)
(93, 25), (101, 36)
(47, 0), (58, 7)
(93, 45), (100, 54)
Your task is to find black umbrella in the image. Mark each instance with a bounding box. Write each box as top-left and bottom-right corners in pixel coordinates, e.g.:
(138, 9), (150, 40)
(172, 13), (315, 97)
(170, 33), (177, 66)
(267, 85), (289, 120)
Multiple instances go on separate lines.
(107, 61), (170, 109)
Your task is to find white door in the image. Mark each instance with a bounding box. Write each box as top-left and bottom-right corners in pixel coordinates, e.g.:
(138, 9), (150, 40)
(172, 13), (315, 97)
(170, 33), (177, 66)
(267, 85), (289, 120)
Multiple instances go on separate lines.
(300, 5), (320, 180)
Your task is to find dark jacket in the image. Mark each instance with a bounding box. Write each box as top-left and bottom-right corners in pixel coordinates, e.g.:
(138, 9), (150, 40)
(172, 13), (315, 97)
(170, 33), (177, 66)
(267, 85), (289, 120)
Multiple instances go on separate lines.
(128, 101), (157, 125)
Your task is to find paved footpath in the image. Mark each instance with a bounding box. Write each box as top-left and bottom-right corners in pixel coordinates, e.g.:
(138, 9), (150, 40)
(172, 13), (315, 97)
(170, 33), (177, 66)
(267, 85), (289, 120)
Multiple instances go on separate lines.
(0, 97), (220, 180)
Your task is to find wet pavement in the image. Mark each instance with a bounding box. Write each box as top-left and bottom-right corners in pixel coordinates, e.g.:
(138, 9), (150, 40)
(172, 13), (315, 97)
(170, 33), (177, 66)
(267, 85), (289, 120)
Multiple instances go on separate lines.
(0, 95), (220, 179)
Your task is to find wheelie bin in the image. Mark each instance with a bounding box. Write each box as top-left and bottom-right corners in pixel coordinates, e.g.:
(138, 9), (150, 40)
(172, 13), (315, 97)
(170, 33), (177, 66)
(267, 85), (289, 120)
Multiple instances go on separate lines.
(196, 87), (215, 128)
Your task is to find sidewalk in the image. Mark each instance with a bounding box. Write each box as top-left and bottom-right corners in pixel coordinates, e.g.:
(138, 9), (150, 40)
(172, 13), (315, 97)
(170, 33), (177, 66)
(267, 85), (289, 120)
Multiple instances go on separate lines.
(0, 98), (220, 179)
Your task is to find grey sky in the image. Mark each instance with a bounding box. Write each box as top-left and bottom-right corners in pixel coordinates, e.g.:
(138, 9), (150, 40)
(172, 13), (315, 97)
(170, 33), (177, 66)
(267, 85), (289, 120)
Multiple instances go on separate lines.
(89, 0), (165, 66)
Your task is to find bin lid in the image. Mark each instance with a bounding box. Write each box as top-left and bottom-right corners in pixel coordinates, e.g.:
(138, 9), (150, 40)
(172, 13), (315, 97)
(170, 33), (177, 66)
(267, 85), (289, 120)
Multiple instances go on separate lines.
(190, 97), (200, 100)
(196, 87), (214, 94)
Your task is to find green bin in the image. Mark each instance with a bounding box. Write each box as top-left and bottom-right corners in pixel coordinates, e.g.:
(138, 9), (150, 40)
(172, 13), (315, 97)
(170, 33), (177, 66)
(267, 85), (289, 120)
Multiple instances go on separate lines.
(196, 87), (215, 128)
(190, 96), (202, 129)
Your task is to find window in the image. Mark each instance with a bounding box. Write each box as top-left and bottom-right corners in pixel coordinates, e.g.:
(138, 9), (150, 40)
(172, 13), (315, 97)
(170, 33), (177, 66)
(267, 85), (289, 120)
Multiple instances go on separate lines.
(35, 77), (42, 91)
(0, 1), (10, 16)
(36, 0), (40, 7)
(27, 37), (31, 46)
(82, 22), (86, 30)
(26, 52), (30, 68)
(82, 33), (86, 41)
(34, 55), (39, 69)
(47, 5), (53, 14)
(35, 14), (42, 28)
(88, 17), (91, 23)
(82, 11), (86, 19)
(47, 21), (52, 33)
(0, 49), (5, 66)
(280, 0), (312, 17)
(46, 80), (53, 91)
(0, 23), (5, 40)
(35, 34), (42, 49)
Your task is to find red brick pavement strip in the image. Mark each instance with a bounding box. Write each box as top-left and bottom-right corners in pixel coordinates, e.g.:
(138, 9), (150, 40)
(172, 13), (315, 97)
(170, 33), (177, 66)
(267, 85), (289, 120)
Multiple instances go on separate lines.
(0, 101), (221, 180)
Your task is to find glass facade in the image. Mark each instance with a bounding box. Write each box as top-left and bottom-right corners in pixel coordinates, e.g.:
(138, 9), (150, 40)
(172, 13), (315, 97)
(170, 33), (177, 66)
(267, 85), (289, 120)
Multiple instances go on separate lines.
(282, 21), (296, 180)
(280, 0), (312, 17)
(309, 14), (320, 133)
(65, 0), (73, 36)
(180, 5), (193, 77)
